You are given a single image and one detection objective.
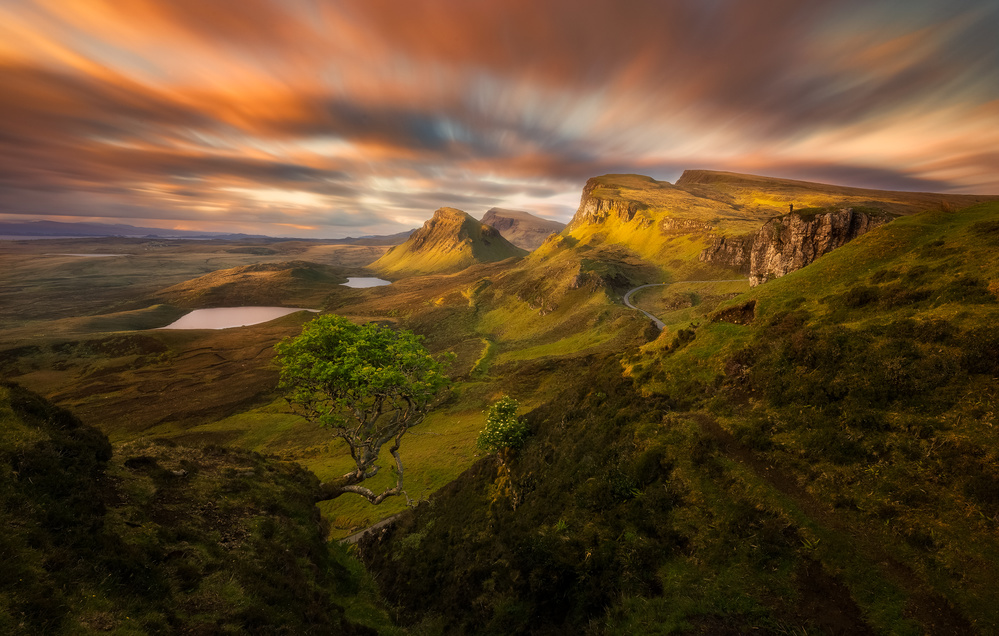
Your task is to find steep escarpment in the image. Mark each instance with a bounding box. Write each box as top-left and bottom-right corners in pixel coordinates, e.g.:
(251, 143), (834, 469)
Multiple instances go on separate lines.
(565, 176), (653, 231)
(748, 208), (892, 285)
(561, 175), (750, 281)
(562, 171), (997, 286)
(700, 207), (893, 285)
(480, 208), (566, 251)
(372, 207), (527, 275)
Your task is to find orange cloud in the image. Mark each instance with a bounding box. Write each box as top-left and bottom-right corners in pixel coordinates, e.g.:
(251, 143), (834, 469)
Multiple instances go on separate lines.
(0, 0), (996, 237)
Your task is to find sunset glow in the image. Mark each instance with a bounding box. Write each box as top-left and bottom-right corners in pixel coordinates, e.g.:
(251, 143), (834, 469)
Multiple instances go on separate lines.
(1, 0), (997, 237)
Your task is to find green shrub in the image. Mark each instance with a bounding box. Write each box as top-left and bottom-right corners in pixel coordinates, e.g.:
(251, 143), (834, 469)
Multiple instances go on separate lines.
(842, 284), (880, 308)
(477, 396), (529, 452)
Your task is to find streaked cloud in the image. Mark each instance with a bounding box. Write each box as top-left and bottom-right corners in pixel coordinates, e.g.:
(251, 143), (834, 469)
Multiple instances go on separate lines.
(0, 0), (996, 237)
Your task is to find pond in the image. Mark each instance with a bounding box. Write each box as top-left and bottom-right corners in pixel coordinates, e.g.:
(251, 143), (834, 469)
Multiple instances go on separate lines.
(341, 277), (392, 288)
(160, 307), (319, 330)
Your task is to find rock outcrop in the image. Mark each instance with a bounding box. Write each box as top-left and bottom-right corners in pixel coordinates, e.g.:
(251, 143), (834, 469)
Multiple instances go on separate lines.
(565, 177), (648, 231)
(748, 208), (891, 286)
(480, 208), (566, 251)
(660, 218), (714, 233)
(699, 208), (892, 286)
(372, 207), (527, 275)
(699, 235), (753, 271)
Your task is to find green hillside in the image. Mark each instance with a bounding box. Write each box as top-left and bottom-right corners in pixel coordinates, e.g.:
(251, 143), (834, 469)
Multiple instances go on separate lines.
(0, 382), (390, 634)
(357, 201), (999, 634)
(372, 207), (527, 276)
(2, 175), (997, 635)
(561, 171), (999, 283)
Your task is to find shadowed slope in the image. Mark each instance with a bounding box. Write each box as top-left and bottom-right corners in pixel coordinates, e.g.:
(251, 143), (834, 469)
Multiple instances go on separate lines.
(480, 208), (566, 251)
(0, 382), (381, 634)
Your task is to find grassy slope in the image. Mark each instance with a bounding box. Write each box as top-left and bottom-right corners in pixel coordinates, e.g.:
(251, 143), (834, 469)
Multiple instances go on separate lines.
(355, 201), (999, 635)
(567, 172), (999, 285)
(372, 208), (527, 276)
(0, 382), (391, 635)
(4, 184), (997, 632)
(626, 201), (999, 631)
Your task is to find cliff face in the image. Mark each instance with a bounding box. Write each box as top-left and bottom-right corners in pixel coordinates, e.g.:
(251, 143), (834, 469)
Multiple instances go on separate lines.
(699, 235), (753, 271)
(480, 208), (566, 251)
(565, 177), (648, 231)
(700, 208), (892, 285)
(749, 208), (890, 285)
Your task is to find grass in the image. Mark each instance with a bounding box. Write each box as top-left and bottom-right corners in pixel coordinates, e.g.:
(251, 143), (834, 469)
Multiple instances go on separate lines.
(625, 202), (999, 631)
(373, 208), (526, 275)
(628, 279), (751, 329)
(0, 382), (392, 634)
(4, 182), (998, 632)
(313, 406), (489, 538)
(495, 322), (621, 363)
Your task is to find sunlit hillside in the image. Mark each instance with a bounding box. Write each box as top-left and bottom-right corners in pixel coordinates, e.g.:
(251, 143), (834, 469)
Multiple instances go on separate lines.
(372, 207), (527, 275)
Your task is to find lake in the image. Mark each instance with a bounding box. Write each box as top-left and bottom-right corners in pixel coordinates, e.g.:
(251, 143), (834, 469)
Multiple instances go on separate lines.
(341, 277), (391, 288)
(160, 307), (319, 330)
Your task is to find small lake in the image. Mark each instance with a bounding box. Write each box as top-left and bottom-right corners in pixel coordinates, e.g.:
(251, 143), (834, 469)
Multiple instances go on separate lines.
(160, 307), (319, 330)
(341, 277), (391, 288)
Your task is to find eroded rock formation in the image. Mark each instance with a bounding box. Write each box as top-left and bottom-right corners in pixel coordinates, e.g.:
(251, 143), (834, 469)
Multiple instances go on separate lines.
(566, 178), (648, 231)
(699, 208), (892, 286)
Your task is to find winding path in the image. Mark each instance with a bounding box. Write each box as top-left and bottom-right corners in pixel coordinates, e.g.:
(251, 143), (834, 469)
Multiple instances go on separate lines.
(622, 280), (750, 330)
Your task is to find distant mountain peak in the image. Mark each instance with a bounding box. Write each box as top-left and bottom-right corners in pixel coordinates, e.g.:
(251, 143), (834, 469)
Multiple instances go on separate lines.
(371, 207), (526, 275)
(480, 208), (566, 251)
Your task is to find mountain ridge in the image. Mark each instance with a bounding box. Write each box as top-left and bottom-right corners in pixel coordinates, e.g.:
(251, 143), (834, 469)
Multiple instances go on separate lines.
(480, 208), (566, 251)
(371, 207), (527, 275)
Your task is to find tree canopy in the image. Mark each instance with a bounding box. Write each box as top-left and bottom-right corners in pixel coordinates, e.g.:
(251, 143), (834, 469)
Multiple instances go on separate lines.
(477, 396), (529, 452)
(275, 315), (451, 504)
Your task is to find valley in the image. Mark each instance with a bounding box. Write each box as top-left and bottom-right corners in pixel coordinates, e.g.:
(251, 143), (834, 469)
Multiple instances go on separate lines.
(3, 171), (999, 634)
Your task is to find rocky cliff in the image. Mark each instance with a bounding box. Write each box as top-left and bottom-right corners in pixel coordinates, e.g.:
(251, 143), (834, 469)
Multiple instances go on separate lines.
(480, 208), (566, 251)
(565, 177), (650, 231)
(372, 207), (527, 275)
(699, 235), (753, 271)
(699, 207), (892, 286)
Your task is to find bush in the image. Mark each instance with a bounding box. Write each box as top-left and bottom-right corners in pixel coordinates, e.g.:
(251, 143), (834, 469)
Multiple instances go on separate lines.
(477, 397), (529, 452)
(842, 284), (879, 308)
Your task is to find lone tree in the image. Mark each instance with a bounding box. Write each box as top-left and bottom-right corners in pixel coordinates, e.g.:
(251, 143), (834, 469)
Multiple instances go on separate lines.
(275, 315), (452, 504)
(477, 396), (529, 509)
(477, 396), (529, 453)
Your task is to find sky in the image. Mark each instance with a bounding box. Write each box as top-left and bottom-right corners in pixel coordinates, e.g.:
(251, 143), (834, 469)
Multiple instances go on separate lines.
(0, 0), (997, 238)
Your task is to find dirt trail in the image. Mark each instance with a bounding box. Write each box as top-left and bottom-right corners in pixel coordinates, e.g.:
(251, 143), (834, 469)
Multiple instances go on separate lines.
(690, 412), (974, 635)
